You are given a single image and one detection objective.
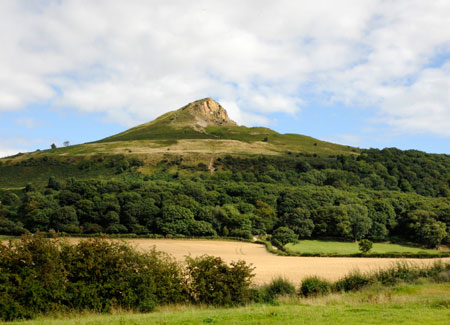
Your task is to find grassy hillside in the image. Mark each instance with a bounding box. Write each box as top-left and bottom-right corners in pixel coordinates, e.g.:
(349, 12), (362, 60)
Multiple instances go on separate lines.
(0, 159), (117, 188)
(95, 97), (357, 155)
(0, 99), (358, 189)
(0, 135), (355, 188)
(0, 98), (357, 172)
(3, 133), (356, 159)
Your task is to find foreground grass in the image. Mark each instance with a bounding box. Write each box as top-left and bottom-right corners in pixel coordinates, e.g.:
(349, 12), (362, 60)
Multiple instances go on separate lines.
(285, 240), (442, 255)
(9, 283), (450, 325)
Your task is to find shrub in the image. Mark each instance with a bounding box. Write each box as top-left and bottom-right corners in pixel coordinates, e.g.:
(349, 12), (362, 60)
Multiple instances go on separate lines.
(256, 277), (296, 303)
(62, 239), (186, 310)
(0, 234), (68, 320)
(299, 276), (331, 297)
(62, 239), (159, 312)
(435, 270), (450, 282)
(335, 271), (372, 292)
(266, 277), (296, 297)
(0, 235), (188, 321)
(374, 262), (420, 285)
(185, 255), (254, 306)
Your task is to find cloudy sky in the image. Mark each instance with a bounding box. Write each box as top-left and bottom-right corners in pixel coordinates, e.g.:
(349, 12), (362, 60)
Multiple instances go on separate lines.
(1, 0), (450, 157)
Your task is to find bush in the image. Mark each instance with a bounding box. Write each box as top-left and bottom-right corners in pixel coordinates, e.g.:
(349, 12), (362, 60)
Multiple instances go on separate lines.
(62, 239), (155, 312)
(0, 235), (188, 321)
(185, 255), (254, 306)
(435, 270), (450, 282)
(374, 262), (421, 285)
(417, 261), (448, 280)
(335, 271), (372, 292)
(0, 234), (68, 320)
(266, 277), (296, 296)
(256, 277), (296, 303)
(299, 276), (331, 297)
(63, 238), (187, 310)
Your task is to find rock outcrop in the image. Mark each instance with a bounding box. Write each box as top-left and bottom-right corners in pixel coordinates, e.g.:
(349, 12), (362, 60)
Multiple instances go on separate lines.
(182, 98), (237, 126)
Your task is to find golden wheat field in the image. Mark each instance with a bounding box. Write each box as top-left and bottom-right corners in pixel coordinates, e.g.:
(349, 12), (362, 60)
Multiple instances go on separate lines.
(66, 238), (450, 285)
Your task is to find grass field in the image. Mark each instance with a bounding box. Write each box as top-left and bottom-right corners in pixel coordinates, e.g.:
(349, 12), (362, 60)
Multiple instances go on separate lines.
(8, 282), (450, 324)
(285, 240), (443, 255)
(63, 238), (450, 284)
(0, 235), (15, 240)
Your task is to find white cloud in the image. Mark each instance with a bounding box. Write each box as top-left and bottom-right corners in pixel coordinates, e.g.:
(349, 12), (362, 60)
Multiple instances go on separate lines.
(0, 136), (57, 158)
(1, 0), (450, 137)
(378, 63), (450, 136)
(328, 134), (363, 147)
(0, 146), (23, 159)
(218, 100), (270, 126)
(14, 118), (42, 129)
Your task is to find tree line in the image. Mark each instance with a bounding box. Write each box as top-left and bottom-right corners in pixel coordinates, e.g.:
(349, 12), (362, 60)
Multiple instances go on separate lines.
(1, 167), (449, 247)
(214, 147), (450, 198)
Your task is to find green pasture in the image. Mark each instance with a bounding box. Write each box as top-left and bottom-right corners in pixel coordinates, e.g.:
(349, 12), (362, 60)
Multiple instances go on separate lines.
(0, 235), (16, 240)
(285, 240), (442, 255)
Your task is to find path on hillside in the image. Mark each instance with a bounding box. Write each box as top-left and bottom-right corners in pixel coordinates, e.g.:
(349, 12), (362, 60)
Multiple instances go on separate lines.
(208, 156), (216, 173)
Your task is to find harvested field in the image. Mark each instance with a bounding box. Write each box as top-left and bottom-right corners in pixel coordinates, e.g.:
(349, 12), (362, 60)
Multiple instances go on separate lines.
(66, 238), (450, 285)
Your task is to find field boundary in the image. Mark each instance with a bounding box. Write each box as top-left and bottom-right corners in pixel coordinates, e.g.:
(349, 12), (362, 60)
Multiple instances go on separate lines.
(1, 232), (255, 243)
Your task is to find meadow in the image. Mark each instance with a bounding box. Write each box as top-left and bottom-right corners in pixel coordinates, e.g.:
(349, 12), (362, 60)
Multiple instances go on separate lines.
(0, 235), (16, 240)
(285, 240), (445, 255)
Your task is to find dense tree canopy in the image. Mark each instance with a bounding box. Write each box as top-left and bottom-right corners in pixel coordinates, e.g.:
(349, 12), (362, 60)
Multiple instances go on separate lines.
(1, 147), (450, 248)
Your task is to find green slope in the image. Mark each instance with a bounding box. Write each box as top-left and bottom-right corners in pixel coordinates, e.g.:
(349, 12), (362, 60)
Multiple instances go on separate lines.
(1, 98), (358, 161)
(0, 98), (358, 188)
(93, 98), (357, 155)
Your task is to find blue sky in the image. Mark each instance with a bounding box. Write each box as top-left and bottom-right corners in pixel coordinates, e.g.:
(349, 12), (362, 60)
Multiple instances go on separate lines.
(1, 0), (450, 157)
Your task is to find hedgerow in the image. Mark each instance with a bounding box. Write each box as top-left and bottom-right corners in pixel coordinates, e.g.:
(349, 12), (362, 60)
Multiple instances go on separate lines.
(0, 234), (254, 321)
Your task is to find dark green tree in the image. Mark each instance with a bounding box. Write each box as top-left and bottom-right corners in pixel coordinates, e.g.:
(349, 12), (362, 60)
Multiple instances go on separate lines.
(47, 177), (62, 190)
(407, 210), (447, 248)
(156, 205), (194, 235)
(346, 204), (372, 241)
(271, 227), (298, 248)
(359, 239), (373, 253)
(281, 207), (314, 238)
(51, 206), (79, 233)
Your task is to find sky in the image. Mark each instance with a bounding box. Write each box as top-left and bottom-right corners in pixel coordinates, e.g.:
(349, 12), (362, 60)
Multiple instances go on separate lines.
(1, 0), (450, 157)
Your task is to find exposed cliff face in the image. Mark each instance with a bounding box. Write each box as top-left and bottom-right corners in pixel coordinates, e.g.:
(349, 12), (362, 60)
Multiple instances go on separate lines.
(182, 98), (237, 126)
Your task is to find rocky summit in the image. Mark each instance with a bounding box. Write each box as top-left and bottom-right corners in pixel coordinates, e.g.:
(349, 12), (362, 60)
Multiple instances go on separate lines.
(181, 98), (237, 127)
